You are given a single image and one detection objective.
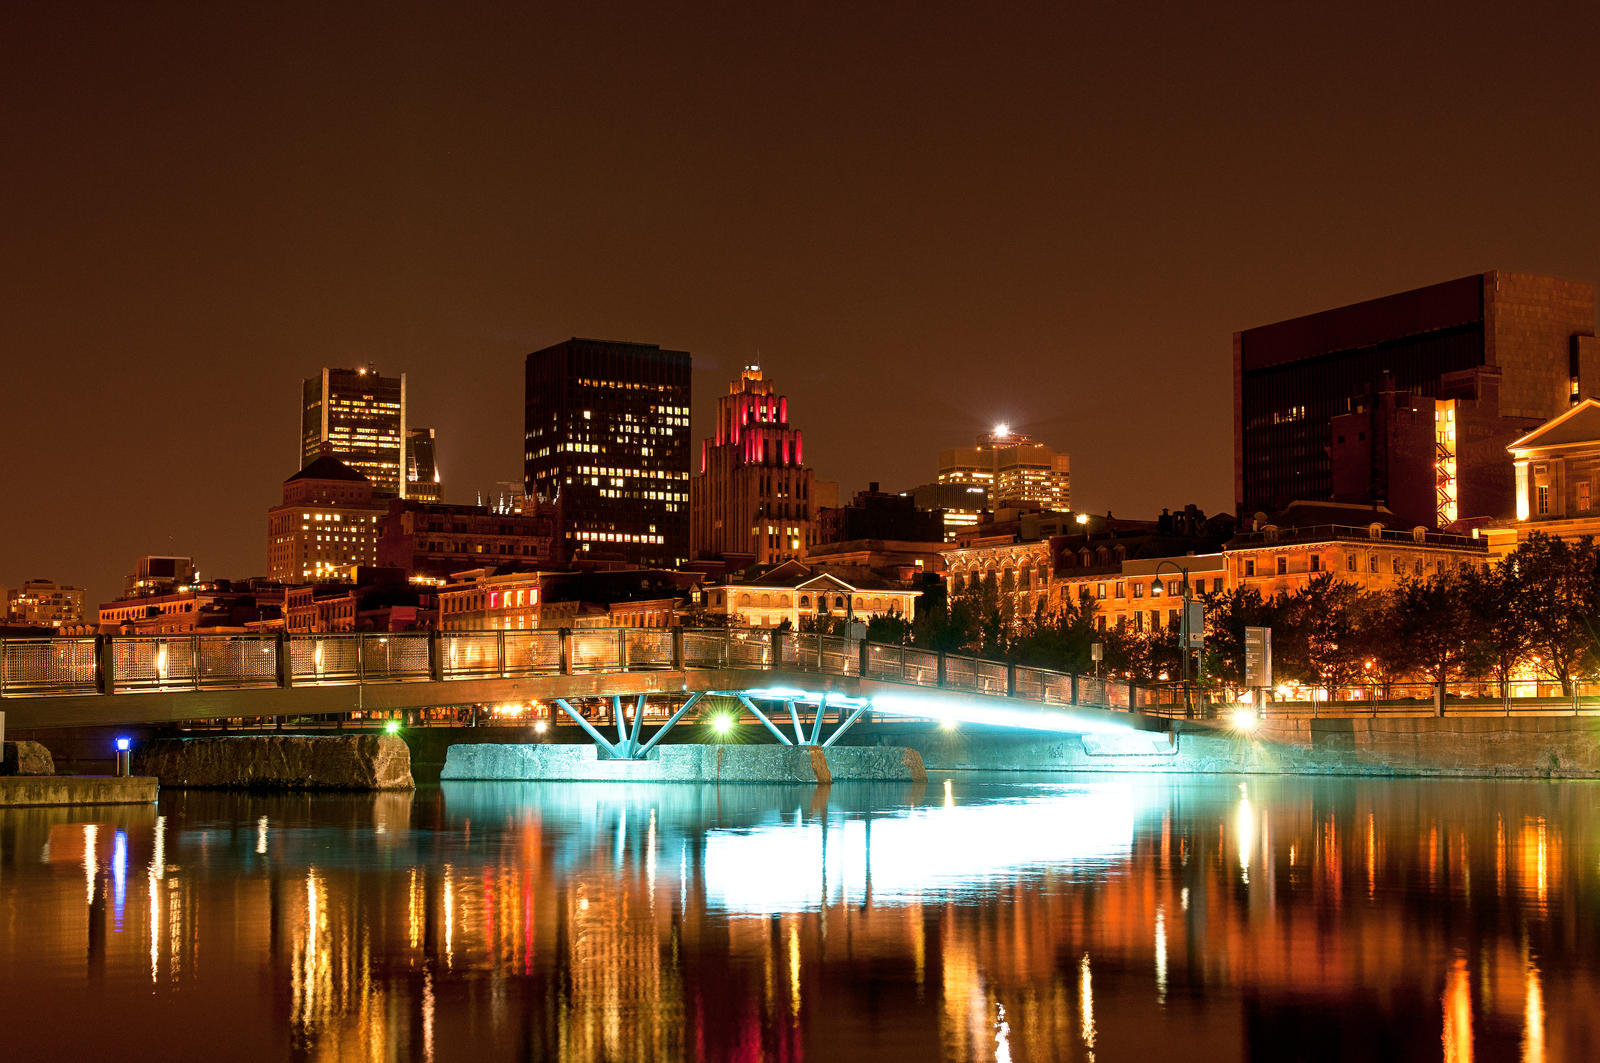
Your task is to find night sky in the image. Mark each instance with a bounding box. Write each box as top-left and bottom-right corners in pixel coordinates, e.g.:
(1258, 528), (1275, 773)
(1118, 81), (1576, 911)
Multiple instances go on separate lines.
(5, 2), (1599, 607)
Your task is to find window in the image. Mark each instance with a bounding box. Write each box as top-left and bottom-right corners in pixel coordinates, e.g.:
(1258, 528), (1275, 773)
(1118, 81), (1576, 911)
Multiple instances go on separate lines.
(1134, 612), (1143, 633)
(1393, 558), (1403, 575)
(1346, 553), (1357, 572)
(1167, 580), (1181, 595)
(1097, 615), (1107, 632)
(1133, 582), (1145, 598)
(1114, 581), (1125, 598)
(1096, 583), (1107, 599)
(1537, 484), (1550, 516)
(1276, 556), (1287, 575)
(1243, 559), (1256, 577)
(1310, 555), (1322, 572)
(1369, 555), (1379, 573)
(1581, 482), (1592, 512)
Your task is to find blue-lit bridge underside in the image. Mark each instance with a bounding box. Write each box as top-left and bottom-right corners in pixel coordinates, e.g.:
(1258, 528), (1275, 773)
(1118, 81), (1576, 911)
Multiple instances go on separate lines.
(0, 628), (1161, 749)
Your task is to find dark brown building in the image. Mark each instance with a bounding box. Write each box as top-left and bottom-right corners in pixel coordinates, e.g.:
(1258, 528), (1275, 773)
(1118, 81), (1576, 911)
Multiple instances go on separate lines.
(1235, 271), (1599, 525)
(377, 499), (559, 581)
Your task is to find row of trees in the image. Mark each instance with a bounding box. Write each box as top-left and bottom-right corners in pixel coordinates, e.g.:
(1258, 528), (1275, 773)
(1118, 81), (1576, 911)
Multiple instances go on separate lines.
(888, 533), (1600, 694)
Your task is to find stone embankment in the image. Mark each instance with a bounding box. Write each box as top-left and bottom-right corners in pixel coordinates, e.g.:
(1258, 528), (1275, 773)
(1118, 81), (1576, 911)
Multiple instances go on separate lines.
(873, 715), (1600, 778)
(441, 743), (925, 784)
(134, 735), (414, 790)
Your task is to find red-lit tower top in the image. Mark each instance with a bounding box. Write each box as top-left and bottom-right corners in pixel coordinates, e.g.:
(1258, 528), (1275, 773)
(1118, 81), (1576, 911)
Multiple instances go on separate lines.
(704, 365), (804, 471)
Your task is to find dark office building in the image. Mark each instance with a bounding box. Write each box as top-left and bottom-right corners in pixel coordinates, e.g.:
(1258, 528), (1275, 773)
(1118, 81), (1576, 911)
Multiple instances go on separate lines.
(302, 364), (407, 497)
(524, 338), (692, 567)
(406, 427), (442, 503)
(816, 483), (945, 544)
(1235, 271), (1599, 524)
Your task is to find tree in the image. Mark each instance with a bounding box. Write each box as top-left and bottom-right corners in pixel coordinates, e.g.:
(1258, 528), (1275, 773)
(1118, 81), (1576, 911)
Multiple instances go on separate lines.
(864, 613), (912, 645)
(1461, 561), (1532, 698)
(1280, 572), (1371, 693)
(1385, 569), (1493, 688)
(1501, 533), (1600, 694)
(1011, 595), (1098, 674)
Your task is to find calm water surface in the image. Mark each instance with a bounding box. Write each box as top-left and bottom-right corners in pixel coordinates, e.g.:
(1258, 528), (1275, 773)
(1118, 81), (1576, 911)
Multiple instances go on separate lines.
(1, 774), (1597, 1062)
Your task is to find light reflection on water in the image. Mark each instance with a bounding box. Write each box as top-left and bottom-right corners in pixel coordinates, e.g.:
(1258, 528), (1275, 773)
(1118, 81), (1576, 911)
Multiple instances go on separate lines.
(0, 774), (1598, 1062)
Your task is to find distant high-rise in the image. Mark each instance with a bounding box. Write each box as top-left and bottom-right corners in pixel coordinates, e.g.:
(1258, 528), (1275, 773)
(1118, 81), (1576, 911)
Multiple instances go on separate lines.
(524, 338), (691, 567)
(4, 579), (85, 629)
(1235, 271), (1599, 523)
(692, 366), (819, 564)
(937, 426), (1071, 511)
(302, 364), (407, 498)
(406, 427), (442, 503)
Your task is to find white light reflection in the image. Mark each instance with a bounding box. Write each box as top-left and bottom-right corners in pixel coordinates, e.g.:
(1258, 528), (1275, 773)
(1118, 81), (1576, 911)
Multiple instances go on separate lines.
(703, 785), (1136, 913)
(256, 816), (269, 856)
(1236, 785), (1255, 884)
(994, 1001), (1012, 1063)
(1079, 954), (1096, 1057)
(150, 815), (166, 879)
(112, 829), (128, 930)
(1154, 905), (1167, 1005)
(83, 824), (98, 904)
(944, 778), (954, 808)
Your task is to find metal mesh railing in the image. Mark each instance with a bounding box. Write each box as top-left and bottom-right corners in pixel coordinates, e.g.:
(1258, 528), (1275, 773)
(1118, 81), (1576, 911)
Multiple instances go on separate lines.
(505, 631), (562, 675)
(290, 636), (361, 684)
(942, 655), (1008, 696)
(2, 627), (1144, 717)
(0, 638), (96, 694)
(358, 634), (431, 681)
(441, 633), (503, 678)
(625, 629), (674, 669)
(569, 629), (623, 672)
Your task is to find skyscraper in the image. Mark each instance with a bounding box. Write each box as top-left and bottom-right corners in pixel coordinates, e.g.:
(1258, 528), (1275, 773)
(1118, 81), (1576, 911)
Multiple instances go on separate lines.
(302, 364), (407, 498)
(692, 366), (820, 564)
(1234, 271), (1599, 523)
(937, 426), (1071, 511)
(406, 426), (442, 503)
(524, 338), (691, 567)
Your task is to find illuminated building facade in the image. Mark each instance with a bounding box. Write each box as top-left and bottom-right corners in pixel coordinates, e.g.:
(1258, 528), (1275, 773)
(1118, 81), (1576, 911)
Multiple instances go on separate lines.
(405, 426), (442, 503)
(438, 568), (695, 630)
(98, 578), (284, 633)
(266, 452), (387, 582)
(1236, 271), (1599, 524)
(692, 366), (820, 564)
(525, 338), (690, 567)
(1485, 399), (1600, 555)
(702, 559), (919, 628)
(124, 555), (196, 598)
(376, 500), (558, 581)
(910, 481), (991, 541)
(1225, 517), (1488, 597)
(937, 425), (1070, 511)
(3, 578), (85, 628)
(301, 364), (408, 498)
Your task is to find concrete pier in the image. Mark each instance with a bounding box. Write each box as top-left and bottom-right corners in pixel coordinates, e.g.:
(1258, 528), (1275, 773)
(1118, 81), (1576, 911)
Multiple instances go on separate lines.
(441, 743), (926, 784)
(0, 776), (157, 807)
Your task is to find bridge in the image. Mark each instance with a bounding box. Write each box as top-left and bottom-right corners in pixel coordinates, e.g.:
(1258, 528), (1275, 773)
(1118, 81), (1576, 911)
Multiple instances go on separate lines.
(0, 628), (1162, 757)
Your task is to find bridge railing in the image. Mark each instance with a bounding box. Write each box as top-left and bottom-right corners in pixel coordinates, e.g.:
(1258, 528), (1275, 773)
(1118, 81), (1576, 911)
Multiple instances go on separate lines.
(0, 628), (1116, 713)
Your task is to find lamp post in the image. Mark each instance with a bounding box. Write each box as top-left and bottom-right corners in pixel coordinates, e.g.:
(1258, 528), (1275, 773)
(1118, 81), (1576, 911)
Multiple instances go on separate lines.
(1153, 560), (1199, 716)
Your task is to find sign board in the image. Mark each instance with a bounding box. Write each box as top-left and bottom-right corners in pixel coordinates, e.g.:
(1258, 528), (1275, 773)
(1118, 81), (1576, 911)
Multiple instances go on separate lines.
(1090, 642), (1103, 662)
(1183, 600), (1205, 650)
(1245, 626), (1272, 689)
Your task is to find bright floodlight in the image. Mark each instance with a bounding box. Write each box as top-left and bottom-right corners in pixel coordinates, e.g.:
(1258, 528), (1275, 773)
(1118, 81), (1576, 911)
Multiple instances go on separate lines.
(1075, 513), (1090, 525)
(384, 720), (401, 735)
(115, 737), (131, 752)
(534, 720), (549, 734)
(711, 714), (735, 735)
(1228, 708), (1259, 732)
(994, 422), (1010, 438)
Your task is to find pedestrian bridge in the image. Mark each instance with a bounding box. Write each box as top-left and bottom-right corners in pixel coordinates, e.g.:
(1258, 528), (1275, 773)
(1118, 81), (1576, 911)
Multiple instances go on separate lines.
(0, 628), (1164, 756)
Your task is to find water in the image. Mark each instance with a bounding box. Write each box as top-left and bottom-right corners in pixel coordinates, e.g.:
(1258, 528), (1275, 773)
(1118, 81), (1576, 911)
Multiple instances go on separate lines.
(1, 774), (1597, 1062)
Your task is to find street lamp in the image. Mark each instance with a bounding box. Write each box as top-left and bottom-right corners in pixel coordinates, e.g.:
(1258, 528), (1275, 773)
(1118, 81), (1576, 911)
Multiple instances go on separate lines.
(1153, 560), (1202, 716)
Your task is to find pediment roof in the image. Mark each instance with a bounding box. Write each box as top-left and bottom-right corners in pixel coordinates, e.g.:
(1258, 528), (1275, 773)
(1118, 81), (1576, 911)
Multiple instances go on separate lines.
(1509, 399), (1600, 453)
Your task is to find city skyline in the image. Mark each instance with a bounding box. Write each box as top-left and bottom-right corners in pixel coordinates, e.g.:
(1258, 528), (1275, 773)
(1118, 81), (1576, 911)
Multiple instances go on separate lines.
(6, 3), (1600, 607)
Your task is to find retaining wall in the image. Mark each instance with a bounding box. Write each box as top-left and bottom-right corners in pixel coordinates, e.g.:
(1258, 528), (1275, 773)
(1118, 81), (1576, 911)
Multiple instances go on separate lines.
(440, 743), (926, 784)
